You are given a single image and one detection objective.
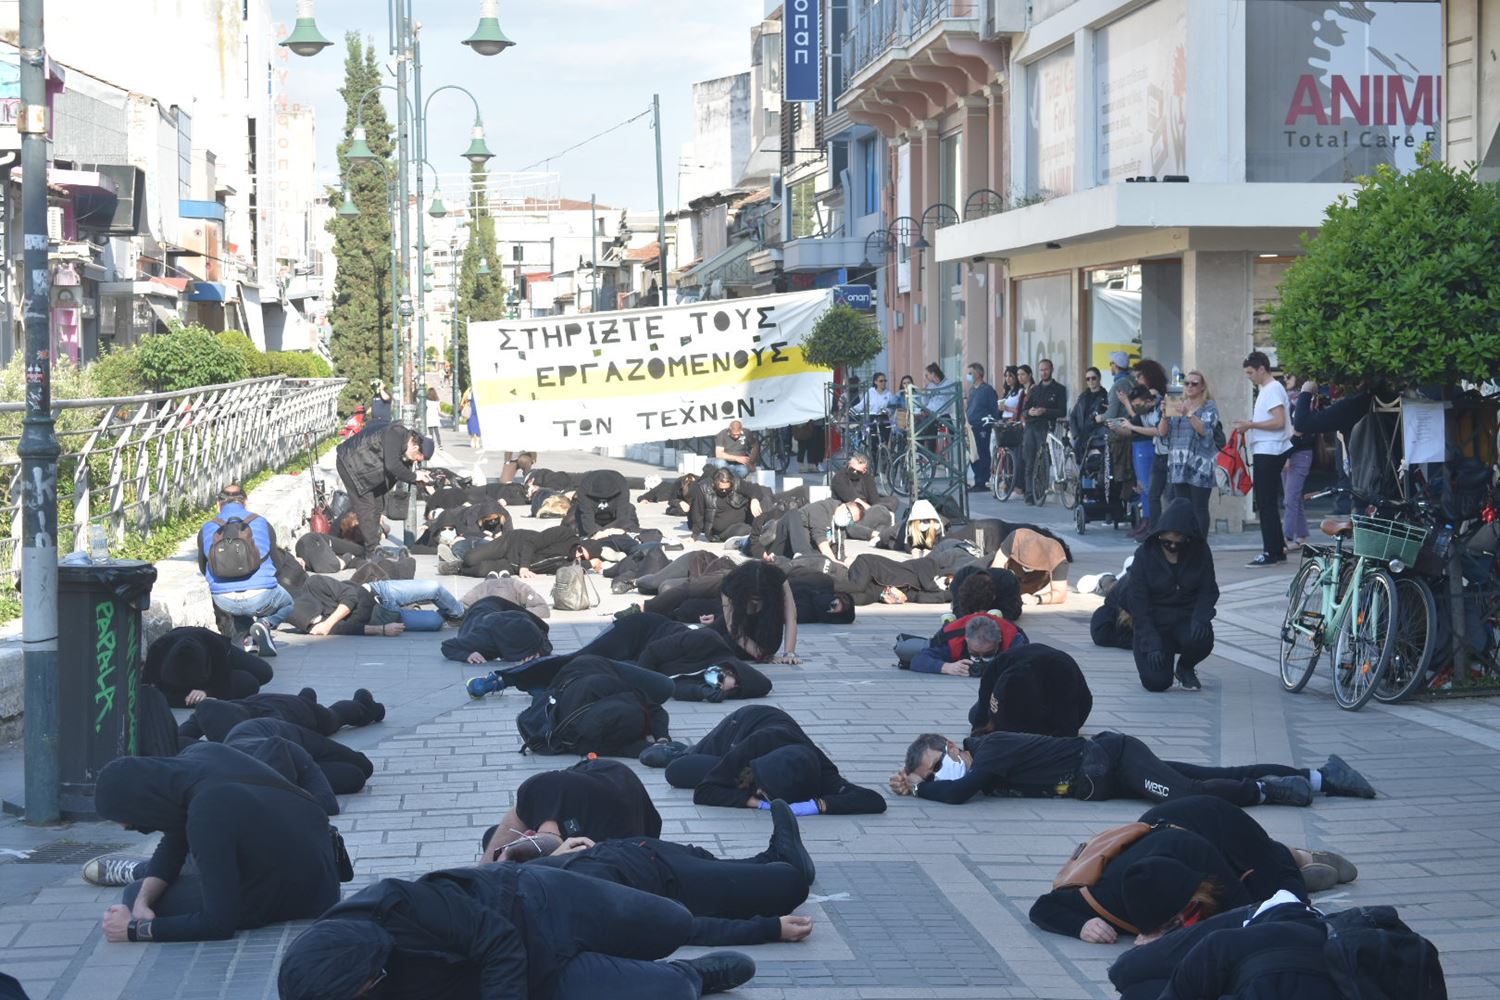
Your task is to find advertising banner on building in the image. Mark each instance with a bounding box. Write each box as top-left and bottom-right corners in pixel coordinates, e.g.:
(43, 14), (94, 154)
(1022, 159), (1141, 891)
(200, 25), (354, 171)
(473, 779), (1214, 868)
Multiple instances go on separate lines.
(1027, 45), (1077, 197)
(1095, 0), (1187, 184)
(467, 289), (834, 450)
(783, 0), (820, 102)
(1246, 1), (1442, 182)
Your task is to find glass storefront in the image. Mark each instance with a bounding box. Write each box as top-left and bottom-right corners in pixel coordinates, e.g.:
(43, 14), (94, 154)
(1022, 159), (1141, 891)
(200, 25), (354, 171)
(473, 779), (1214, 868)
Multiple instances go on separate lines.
(1015, 273), (1073, 379)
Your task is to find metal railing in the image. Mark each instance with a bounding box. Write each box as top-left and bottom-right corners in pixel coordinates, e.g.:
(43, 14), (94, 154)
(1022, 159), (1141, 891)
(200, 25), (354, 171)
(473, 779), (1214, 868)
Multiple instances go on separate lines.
(0, 376), (347, 583)
(843, 0), (980, 83)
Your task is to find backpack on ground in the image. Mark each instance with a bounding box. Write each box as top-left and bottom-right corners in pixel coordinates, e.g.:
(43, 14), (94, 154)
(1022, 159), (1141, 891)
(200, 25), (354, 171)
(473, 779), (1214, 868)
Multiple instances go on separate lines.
(205, 514), (265, 580)
(516, 690), (571, 754)
(551, 564), (599, 611)
(1323, 906), (1447, 1000)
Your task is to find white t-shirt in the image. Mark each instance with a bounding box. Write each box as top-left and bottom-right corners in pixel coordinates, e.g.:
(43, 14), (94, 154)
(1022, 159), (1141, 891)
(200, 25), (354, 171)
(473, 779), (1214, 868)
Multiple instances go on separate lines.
(1249, 379), (1292, 456)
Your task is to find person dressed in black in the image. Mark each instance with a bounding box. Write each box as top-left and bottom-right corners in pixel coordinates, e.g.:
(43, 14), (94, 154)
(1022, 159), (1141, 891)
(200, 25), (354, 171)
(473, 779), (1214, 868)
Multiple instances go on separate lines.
(509, 654), (675, 758)
(276, 862), (757, 1000)
(335, 421), (434, 556)
(480, 758), (662, 861)
(889, 731), (1377, 809)
(499, 798), (816, 947)
(1028, 796), (1354, 944)
(640, 471), (702, 518)
(830, 453), (881, 508)
(286, 575), (398, 637)
(93, 743), (340, 943)
(1089, 572), (1135, 649)
(845, 549), (978, 606)
(177, 686), (384, 742)
(442, 597), (552, 665)
(641, 570), (854, 628)
(689, 468), (760, 542)
(1069, 366), (1109, 462)
(293, 530), (365, 574)
(143, 626), (273, 707)
(223, 717), (374, 796)
(647, 705), (887, 816)
(1021, 357), (1068, 504)
(442, 523), (582, 578)
(966, 642), (1092, 739)
(1127, 497), (1218, 692)
(573, 469), (640, 536)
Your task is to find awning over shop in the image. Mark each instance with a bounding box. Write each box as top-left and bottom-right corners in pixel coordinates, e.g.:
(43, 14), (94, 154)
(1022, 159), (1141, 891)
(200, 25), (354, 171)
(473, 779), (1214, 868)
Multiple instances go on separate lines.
(186, 281), (226, 302)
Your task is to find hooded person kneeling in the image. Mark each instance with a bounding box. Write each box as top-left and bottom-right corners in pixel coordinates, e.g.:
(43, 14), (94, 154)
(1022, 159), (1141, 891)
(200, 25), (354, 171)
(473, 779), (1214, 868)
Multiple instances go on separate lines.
(1127, 498), (1218, 692)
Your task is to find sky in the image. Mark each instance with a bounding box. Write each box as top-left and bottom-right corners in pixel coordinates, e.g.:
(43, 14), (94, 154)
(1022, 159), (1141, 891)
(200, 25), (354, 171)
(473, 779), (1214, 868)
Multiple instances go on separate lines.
(275, 0), (766, 212)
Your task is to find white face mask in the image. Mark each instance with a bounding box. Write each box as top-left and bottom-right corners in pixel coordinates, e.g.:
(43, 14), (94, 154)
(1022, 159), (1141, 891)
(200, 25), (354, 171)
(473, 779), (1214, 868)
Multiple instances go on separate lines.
(931, 750), (969, 782)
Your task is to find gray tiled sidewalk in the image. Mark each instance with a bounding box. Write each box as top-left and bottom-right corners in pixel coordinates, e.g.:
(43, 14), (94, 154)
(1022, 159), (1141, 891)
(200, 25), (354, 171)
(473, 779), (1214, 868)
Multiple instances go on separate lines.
(2, 443), (1499, 999)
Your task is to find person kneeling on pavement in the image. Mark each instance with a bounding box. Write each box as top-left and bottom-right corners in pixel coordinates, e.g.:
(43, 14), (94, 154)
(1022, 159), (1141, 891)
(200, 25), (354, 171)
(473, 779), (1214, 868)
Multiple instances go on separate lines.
(143, 627), (273, 708)
(499, 797), (815, 947)
(90, 744), (342, 943)
(889, 731), (1377, 809)
(966, 642), (1093, 739)
(276, 862), (757, 1000)
(1128, 497), (1218, 692)
(646, 705), (887, 816)
(1028, 795), (1357, 945)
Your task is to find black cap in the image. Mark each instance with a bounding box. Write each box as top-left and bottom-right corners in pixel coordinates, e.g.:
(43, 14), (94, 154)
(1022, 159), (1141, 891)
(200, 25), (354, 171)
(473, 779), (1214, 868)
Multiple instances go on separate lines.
(1123, 857), (1201, 934)
(419, 436), (435, 461)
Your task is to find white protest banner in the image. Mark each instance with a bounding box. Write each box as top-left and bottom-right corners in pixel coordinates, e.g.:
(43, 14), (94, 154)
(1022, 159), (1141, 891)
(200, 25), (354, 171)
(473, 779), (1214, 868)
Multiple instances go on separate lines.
(466, 289), (834, 450)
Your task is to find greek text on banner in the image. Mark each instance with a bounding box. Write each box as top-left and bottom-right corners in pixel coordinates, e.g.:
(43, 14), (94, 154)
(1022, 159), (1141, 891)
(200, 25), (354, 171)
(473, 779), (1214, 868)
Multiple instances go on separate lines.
(466, 289), (835, 450)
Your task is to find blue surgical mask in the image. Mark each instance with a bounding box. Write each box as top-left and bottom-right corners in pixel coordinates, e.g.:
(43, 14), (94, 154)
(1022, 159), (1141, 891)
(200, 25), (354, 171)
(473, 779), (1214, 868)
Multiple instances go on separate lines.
(965, 372), (974, 383)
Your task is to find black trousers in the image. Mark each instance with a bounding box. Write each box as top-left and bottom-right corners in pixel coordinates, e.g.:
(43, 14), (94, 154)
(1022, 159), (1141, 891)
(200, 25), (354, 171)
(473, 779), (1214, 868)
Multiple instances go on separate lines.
(650, 840), (808, 919)
(1169, 482), (1213, 538)
(1252, 451), (1289, 558)
(846, 555), (921, 605)
(345, 485), (387, 558)
(1139, 798), (1305, 902)
(518, 866), (704, 1000)
(1102, 734), (1305, 807)
(971, 421), (992, 487)
(1133, 619), (1214, 692)
(1090, 604), (1134, 649)
(772, 512), (819, 558)
(1021, 423), (1049, 500)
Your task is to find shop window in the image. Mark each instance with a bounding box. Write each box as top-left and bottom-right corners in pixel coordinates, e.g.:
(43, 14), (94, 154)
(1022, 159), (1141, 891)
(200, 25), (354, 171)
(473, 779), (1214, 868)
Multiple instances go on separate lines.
(790, 179), (818, 239)
(1025, 46), (1075, 197)
(859, 136), (879, 216)
(1094, 0), (1187, 185)
(1015, 273), (1073, 380)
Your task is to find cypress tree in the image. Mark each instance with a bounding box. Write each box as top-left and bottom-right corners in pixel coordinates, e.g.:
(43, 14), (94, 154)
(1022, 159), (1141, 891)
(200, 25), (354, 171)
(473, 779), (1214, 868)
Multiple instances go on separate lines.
(453, 162), (507, 394)
(327, 34), (395, 414)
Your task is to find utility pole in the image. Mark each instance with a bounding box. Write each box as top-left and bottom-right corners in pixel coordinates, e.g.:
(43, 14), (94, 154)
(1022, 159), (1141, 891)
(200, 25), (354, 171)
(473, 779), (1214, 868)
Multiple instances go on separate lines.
(392, 0), (412, 422)
(18, 0), (61, 823)
(411, 21), (428, 433)
(653, 93), (667, 307)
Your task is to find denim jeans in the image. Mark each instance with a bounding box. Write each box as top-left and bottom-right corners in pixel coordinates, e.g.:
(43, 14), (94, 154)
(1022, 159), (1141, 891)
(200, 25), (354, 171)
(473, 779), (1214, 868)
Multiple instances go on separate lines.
(709, 458), (750, 478)
(212, 586), (295, 635)
(365, 579), (465, 620)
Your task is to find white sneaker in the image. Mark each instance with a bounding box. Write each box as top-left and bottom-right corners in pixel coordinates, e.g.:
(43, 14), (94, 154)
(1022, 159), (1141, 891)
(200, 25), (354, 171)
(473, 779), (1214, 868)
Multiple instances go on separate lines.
(250, 621), (278, 658)
(82, 854), (148, 887)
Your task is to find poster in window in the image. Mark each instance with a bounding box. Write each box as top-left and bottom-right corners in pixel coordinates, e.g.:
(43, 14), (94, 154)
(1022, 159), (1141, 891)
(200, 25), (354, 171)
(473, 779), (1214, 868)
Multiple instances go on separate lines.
(1027, 46), (1076, 197)
(1095, 0), (1187, 185)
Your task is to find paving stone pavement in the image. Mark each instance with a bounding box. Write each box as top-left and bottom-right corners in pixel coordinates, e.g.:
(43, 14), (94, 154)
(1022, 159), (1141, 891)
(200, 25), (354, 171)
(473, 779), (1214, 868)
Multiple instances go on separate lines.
(2, 443), (1499, 999)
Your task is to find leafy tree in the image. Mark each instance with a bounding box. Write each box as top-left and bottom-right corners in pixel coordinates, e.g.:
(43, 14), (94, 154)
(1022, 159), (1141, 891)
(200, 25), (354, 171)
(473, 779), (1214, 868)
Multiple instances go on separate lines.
(1272, 152), (1500, 389)
(135, 325), (247, 391)
(454, 162), (507, 394)
(327, 34), (395, 413)
(801, 304), (883, 372)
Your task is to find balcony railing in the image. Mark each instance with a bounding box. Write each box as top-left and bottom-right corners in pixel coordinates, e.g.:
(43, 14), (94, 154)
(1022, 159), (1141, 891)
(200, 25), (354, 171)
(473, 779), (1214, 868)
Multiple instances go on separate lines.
(842, 0), (980, 84)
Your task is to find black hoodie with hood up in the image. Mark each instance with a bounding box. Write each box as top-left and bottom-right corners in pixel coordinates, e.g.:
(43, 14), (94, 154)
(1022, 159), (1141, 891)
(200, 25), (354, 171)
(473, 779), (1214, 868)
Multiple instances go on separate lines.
(573, 469), (639, 535)
(93, 743), (339, 941)
(1124, 498), (1219, 653)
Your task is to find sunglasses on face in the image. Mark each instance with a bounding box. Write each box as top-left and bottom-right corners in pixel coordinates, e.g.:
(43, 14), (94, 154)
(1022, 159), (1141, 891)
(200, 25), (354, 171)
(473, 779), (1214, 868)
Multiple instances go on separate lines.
(1085, 376), (1100, 382)
(1160, 539), (1186, 552)
(1185, 379), (1203, 387)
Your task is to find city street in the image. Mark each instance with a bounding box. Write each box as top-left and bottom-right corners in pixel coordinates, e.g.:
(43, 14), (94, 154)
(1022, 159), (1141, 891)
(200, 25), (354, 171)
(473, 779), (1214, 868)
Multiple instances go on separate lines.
(1, 441), (1497, 999)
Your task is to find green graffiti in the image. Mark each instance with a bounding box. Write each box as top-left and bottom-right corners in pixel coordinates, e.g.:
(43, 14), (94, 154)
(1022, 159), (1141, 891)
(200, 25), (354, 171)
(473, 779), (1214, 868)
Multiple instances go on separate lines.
(94, 601), (117, 734)
(126, 617), (139, 755)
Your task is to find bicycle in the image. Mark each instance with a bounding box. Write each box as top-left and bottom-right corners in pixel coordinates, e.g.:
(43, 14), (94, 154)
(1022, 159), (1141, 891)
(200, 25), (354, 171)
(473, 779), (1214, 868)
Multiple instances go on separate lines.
(758, 426), (794, 474)
(986, 417), (1021, 501)
(1028, 426), (1080, 510)
(1279, 491), (1419, 710)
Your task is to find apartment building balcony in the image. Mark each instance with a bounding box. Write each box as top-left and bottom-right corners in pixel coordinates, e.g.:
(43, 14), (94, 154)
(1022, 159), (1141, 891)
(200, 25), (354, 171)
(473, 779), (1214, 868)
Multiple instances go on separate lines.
(839, 0), (1019, 132)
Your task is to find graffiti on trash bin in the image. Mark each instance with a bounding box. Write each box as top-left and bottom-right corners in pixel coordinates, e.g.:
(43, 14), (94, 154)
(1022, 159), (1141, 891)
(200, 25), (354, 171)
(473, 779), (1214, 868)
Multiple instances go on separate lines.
(94, 600), (117, 733)
(126, 616), (139, 754)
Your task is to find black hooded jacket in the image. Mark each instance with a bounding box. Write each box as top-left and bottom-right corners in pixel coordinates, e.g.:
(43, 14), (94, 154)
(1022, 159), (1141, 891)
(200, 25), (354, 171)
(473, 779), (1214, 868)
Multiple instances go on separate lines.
(440, 597), (552, 663)
(1125, 498), (1218, 652)
(688, 706), (887, 814)
(513, 758), (663, 840)
(93, 744), (339, 941)
(528, 655), (672, 758)
(967, 643), (1092, 738)
(288, 575), (375, 634)
(142, 627), (270, 707)
(830, 466), (880, 506)
(573, 469), (639, 535)
(223, 717), (374, 796)
(916, 731), (1090, 804)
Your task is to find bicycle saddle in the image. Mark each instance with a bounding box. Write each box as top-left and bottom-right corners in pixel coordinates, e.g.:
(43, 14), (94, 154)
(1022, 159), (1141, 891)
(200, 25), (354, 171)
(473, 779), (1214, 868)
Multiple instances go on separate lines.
(1320, 517), (1353, 538)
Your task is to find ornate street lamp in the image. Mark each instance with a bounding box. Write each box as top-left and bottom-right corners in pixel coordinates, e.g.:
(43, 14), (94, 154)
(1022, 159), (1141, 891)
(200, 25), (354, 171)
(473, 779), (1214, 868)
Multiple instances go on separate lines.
(463, 0), (515, 56)
(280, 0), (332, 56)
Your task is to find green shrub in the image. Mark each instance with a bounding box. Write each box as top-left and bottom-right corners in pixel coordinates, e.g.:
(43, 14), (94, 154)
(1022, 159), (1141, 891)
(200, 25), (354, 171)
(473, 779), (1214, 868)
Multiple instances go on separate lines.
(135, 324), (247, 391)
(216, 330), (270, 377)
(1272, 150), (1500, 389)
(264, 351), (333, 378)
(801, 304), (884, 372)
(90, 346), (147, 397)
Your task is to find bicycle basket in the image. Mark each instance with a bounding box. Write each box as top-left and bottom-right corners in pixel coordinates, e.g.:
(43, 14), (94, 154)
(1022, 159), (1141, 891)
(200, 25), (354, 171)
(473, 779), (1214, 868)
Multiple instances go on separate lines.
(1352, 515), (1430, 565)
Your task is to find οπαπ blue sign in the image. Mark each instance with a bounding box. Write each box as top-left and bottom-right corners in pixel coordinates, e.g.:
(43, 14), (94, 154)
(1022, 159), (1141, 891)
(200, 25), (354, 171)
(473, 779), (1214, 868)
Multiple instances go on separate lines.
(833, 284), (873, 310)
(784, 0), (820, 102)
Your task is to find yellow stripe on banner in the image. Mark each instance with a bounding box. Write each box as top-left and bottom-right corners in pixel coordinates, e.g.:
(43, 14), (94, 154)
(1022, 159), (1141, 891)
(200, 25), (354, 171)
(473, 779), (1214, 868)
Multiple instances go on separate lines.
(473, 345), (828, 404)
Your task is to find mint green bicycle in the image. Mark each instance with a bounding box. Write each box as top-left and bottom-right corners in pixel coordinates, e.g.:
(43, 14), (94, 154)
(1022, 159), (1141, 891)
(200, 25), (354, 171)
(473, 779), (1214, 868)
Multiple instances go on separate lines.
(1278, 498), (1423, 710)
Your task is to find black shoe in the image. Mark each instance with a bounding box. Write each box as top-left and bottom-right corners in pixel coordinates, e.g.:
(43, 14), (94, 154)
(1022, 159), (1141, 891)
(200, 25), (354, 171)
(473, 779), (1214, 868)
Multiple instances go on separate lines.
(354, 688), (386, 723)
(676, 952), (755, 996)
(299, 687), (318, 702)
(768, 799), (816, 885)
(1175, 665), (1202, 691)
(1318, 754), (1377, 799)
(639, 740), (688, 768)
(1260, 775), (1313, 807)
(610, 578), (635, 595)
(1247, 553), (1285, 567)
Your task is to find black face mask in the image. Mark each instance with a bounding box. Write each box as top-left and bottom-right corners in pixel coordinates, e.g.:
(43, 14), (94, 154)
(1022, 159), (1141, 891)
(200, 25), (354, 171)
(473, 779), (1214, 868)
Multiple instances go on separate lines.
(715, 486), (732, 496)
(847, 469), (863, 480)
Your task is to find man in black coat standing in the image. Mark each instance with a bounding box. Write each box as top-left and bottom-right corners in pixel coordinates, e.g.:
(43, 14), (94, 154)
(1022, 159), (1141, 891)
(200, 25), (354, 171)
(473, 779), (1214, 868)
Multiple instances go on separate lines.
(335, 421), (434, 556)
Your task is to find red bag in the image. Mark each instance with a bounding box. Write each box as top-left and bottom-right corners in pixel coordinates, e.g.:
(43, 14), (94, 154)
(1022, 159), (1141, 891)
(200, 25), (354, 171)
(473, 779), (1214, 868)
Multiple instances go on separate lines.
(1216, 429), (1253, 497)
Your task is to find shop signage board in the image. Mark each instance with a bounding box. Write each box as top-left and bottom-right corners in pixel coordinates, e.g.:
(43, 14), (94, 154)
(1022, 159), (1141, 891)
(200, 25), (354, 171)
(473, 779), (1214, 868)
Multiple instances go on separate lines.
(467, 289), (834, 450)
(1027, 45), (1077, 197)
(1246, 1), (1442, 182)
(783, 0), (820, 102)
(1095, 0), (1187, 184)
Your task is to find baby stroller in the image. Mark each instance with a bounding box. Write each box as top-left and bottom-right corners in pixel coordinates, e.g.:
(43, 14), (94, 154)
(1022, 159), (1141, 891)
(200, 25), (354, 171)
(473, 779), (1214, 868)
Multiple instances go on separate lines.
(1073, 424), (1139, 534)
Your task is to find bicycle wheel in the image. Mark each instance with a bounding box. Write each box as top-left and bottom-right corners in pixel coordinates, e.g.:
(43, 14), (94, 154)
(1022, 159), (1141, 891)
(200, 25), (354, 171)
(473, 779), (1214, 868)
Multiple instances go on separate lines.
(1279, 559), (1325, 693)
(1331, 568), (1398, 711)
(1374, 576), (1438, 704)
(1030, 451), (1051, 507)
(1060, 452), (1081, 510)
(992, 448), (1015, 502)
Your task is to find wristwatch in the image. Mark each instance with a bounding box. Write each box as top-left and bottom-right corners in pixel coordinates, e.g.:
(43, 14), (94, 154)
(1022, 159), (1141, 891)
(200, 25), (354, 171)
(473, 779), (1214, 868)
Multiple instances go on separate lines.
(126, 919), (154, 942)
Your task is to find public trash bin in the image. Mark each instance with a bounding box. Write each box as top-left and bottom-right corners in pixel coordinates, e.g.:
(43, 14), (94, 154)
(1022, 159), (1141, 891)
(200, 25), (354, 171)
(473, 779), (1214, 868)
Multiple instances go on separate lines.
(57, 559), (157, 819)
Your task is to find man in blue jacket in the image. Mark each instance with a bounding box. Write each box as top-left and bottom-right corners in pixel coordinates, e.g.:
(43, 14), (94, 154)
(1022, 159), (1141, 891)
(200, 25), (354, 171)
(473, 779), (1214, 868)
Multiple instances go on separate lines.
(198, 484), (291, 657)
(966, 362), (1000, 492)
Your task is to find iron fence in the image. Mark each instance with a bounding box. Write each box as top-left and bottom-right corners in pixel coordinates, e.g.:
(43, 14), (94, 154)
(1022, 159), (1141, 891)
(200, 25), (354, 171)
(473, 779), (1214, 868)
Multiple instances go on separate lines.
(843, 0), (980, 82)
(0, 376), (347, 584)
